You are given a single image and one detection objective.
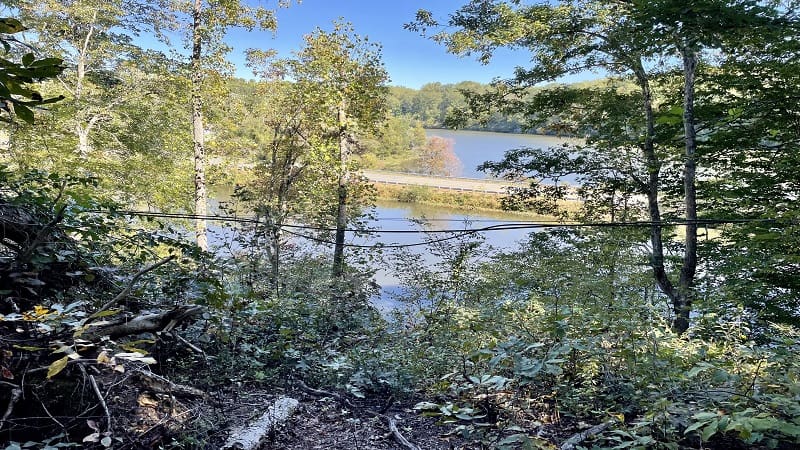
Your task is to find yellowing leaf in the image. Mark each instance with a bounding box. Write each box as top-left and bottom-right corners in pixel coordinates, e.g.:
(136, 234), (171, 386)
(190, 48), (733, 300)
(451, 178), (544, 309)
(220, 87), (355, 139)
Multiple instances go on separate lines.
(72, 324), (89, 338)
(13, 345), (45, 351)
(137, 393), (158, 407)
(46, 356), (69, 379)
(97, 351), (111, 365)
(120, 344), (148, 355)
(89, 309), (121, 319)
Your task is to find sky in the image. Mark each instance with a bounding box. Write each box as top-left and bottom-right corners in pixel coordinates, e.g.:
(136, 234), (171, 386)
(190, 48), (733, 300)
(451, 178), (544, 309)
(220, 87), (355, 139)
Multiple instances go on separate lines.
(222, 0), (531, 88)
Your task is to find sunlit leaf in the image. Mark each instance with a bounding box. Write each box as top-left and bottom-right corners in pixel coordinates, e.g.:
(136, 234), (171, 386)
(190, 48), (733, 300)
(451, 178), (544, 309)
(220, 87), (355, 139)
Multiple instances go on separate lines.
(46, 356), (69, 379)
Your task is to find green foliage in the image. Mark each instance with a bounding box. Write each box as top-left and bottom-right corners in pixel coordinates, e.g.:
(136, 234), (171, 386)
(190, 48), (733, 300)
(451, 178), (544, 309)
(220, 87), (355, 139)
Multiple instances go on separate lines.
(0, 168), (219, 442)
(0, 17), (64, 123)
(384, 228), (800, 448)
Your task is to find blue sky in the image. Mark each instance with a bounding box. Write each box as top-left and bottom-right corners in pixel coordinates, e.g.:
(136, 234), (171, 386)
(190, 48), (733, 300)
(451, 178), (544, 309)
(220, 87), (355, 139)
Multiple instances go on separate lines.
(223, 0), (530, 88)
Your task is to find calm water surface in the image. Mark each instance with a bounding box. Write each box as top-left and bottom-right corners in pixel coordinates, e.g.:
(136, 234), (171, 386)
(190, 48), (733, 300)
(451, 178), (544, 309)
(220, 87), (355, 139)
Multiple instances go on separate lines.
(425, 129), (578, 178)
(211, 130), (561, 311)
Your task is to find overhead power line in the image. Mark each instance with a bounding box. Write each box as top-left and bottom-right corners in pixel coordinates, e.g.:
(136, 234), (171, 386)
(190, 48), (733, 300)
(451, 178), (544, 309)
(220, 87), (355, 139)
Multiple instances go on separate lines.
(84, 209), (794, 250)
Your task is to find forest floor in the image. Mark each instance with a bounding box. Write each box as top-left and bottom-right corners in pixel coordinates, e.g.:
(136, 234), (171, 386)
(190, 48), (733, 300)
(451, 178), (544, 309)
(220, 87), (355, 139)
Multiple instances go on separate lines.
(269, 395), (464, 449)
(130, 386), (473, 450)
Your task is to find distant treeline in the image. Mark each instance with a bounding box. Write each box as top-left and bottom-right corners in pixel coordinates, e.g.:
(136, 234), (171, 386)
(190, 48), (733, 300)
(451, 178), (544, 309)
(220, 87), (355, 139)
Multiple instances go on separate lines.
(387, 79), (613, 134)
(388, 82), (524, 133)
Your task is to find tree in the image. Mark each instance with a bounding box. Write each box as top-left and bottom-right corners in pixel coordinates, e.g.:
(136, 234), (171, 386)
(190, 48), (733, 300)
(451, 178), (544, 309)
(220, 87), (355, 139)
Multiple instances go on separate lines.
(358, 116), (426, 171)
(3, 2), (192, 211)
(209, 73), (335, 292)
(7, 0), (163, 155)
(280, 22), (388, 278)
(409, 0), (796, 332)
(166, 0), (291, 250)
(417, 135), (462, 176)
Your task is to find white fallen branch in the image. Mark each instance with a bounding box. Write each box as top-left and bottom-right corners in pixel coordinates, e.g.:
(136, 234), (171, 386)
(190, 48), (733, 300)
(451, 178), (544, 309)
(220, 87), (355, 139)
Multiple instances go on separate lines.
(222, 397), (299, 450)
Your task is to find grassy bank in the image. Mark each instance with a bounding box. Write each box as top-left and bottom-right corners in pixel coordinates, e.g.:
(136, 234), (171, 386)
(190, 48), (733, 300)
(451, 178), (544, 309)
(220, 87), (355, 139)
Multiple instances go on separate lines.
(373, 183), (581, 217)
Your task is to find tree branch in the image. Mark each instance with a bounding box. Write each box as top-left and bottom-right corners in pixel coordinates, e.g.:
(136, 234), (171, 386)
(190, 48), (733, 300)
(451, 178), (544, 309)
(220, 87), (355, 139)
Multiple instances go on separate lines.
(90, 255), (176, 319)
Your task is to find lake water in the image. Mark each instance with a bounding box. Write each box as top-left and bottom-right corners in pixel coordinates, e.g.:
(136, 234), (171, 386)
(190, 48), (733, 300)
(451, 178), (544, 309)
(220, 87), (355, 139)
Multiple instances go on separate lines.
(425, 129), (577, 178)
(364, 200), (548, 312)
(211, 129), (565, 311)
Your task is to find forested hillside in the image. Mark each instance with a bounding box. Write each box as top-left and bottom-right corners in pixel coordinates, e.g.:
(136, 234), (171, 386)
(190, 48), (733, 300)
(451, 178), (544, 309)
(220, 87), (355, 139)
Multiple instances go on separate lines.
(0, 1), (799, 449)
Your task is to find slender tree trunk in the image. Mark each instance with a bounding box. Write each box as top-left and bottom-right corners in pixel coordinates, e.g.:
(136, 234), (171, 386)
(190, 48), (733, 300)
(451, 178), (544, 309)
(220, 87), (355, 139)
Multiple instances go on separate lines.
(191, 0), (208, 251)
(76, 125), (90, 157)
(633, 63), (681, 316)
(73, 14), (92, 156)
(332, 104), (348, 278)
(675, 43), (699, 334)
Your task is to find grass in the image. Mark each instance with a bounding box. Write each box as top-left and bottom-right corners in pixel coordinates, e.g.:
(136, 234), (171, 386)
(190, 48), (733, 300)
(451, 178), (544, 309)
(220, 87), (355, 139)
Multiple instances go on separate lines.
(373, 183), (582, 217)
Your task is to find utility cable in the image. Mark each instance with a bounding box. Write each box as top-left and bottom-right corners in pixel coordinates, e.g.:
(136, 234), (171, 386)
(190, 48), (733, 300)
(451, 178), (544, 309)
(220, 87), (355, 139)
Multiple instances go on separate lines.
(84, 209), (793, 249)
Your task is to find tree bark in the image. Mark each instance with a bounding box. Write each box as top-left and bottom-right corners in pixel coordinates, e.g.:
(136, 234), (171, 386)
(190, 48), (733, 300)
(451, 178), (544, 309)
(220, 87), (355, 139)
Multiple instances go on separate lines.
(191, 0), (208, 251)
(222, 397), (299, 450)
(332, 104), (348, 278)
(633, 63), (679, 312)
(675, 42), (699, 334)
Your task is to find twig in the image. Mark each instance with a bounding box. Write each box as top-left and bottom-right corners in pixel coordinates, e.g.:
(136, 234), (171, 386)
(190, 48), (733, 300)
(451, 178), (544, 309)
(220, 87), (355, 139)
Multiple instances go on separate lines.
(296, 380), (421, 450)
(16, 203), (67, 263)
(386, 416), (421, 450)
(80, 364), (111, 432)
(0, 385), (21, 430)
(135, 368), (208, 399)
(174, 333), (206, 356)
(91, 255), (176, 319)
(34, 390), (67, 433)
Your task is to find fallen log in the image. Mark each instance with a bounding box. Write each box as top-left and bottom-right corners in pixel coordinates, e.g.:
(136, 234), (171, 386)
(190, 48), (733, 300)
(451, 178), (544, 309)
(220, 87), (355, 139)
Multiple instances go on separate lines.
(560, 421), (613, 450)
(222, 397), (299, 450)
(83, 305), (203, 340)
(135, 369), (208, 399)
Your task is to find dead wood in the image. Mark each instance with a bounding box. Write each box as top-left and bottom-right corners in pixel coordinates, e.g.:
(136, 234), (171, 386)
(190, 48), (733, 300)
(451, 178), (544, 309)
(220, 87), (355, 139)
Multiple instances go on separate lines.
(0, 385), (21, 431)
(560, 421), (613, 450)
(80, 364), (111, 432)
(84, 305), (203, 340)
(90, 255), (176, 320)
(135, 368), (208, 399)
(222, 397), (299, 450)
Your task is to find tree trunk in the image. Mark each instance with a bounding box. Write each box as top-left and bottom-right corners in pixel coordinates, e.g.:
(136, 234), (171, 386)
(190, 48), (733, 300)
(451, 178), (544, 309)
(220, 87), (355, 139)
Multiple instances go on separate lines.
(675, 43), (699, 334)
(332, 104), (348, 278)
(191, 0), (208, 251)
(76, 125), (90, 158)
(633, 63), (682, 322)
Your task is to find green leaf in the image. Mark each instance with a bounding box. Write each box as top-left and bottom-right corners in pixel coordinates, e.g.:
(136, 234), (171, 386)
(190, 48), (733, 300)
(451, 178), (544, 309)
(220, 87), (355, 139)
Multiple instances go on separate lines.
(21, 53), (33, 66)
(686, 362), (714, 378)
(12, 345), (46, 351)
(28, 57), (63, 68)
(692, 412), (721, 420)
(0, 18), (26, 34)
(12, 103), (33, 124)
(46, 356), (69, 379)
(701, 420), (719, 441)
(685, 419), (711, 434)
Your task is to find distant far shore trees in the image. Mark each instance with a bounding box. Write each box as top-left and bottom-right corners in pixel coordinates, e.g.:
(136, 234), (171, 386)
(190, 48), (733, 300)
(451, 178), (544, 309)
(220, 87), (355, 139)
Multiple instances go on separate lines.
(387, 79), (615, 135)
